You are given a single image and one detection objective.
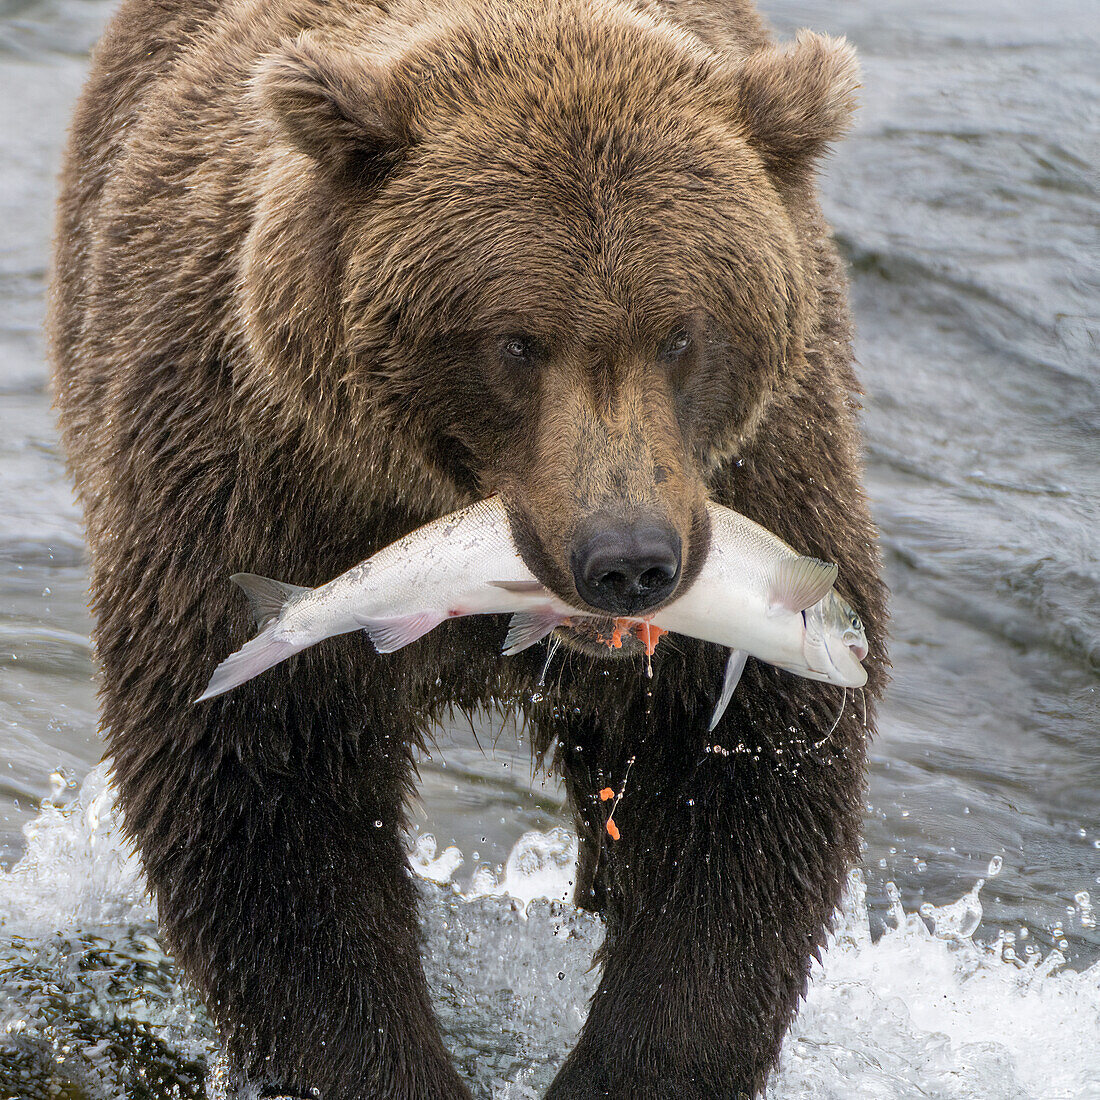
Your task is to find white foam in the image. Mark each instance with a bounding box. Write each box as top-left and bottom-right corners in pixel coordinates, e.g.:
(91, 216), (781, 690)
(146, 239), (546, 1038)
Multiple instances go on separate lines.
(0, 764), (152, 930)
(3, 767), (1098, 1100)
(410, 832), (466, 884)
(772, 869), (1100, 1099)
(410, 826), (579, 912)
(460, 827), (578, 912)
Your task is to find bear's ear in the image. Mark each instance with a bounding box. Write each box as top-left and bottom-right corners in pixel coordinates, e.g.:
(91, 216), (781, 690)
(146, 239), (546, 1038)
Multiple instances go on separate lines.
(733, 31), (860, 178)
(253, 35), (410, 176)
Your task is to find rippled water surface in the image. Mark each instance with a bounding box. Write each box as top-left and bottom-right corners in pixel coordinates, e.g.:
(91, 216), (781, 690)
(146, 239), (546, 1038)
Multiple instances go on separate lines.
(1, 0), (1097, 1096)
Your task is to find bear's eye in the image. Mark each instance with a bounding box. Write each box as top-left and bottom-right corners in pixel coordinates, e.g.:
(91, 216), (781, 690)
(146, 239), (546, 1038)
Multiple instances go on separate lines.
(500, 336), (536, 365)
(659, 329), (692, 360)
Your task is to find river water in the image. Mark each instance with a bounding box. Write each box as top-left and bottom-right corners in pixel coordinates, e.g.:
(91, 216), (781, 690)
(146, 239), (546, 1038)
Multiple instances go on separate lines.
(0, 0), (1097, 1096)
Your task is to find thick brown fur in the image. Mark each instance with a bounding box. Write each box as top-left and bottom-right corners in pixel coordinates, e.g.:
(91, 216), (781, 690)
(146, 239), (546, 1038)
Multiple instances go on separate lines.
(50, 1), (887, 1097)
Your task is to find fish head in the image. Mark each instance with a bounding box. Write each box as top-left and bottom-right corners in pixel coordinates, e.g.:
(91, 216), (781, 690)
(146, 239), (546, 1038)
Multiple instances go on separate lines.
(801, 591), (869, 687)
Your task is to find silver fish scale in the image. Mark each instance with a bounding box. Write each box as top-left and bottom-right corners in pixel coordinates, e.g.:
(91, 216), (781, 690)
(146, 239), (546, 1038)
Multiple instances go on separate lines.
(707, 507), (797, 590)
(302, 498), (523, 626)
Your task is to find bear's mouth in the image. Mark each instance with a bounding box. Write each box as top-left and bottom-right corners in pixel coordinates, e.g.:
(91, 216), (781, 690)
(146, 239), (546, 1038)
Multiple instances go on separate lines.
(553, 617), (646, 659)
(497, 491), (710, 663)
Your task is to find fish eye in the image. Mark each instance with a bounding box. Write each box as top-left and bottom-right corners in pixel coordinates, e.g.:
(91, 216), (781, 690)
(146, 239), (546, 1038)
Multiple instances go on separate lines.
(659, 328), (691, 361)
(850, 613), (862, 631)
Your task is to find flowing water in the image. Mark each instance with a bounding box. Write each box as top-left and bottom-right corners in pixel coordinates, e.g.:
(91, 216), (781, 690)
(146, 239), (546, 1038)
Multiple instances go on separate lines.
(0, 0), (1097, 1096)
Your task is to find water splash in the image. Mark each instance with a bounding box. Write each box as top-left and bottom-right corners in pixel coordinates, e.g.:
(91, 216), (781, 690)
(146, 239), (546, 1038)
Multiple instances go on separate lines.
(461, 827), (578, 914)
(2, 767), (1098, 1100)
(780, 867), (1100, 1099)
(410, 833), (465, 885)
(1, 764), (151, 931)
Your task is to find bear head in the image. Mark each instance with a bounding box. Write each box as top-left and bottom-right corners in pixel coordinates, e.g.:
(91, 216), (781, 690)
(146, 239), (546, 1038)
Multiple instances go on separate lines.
(240, 0), (859, 653)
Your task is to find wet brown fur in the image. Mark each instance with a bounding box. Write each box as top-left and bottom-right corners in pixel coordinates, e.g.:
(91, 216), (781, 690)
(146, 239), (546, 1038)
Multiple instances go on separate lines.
(51, 0), (886, 1097)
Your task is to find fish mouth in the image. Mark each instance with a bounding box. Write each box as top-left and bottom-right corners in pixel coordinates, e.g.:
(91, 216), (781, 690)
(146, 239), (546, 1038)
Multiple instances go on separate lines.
(822, 642), (869, 688)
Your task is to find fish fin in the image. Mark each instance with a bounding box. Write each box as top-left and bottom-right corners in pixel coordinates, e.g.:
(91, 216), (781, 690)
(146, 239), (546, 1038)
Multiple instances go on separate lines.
(502, 608), (567, 656)
(195, 627), (305, 702)
(709, 649), (748, 731)
(359, 612), (446, 654)
(489, 580), (548, 594)
(768, 556), (838, 614)
(230, 573), (310, 629)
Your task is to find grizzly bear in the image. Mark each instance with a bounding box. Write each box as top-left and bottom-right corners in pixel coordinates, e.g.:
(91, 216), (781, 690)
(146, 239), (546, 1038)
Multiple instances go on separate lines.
(50, 0), (887, 1096)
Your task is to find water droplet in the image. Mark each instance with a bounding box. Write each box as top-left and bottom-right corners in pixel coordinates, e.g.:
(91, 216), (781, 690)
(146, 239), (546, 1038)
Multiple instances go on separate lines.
(1075, 891), (1096, 929)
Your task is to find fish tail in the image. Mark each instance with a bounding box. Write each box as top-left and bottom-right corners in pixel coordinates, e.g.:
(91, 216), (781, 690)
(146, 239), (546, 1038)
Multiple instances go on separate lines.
(195, 625), (305, 702)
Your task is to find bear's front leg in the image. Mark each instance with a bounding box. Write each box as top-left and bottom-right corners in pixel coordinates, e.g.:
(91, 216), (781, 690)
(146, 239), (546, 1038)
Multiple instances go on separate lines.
(104, 635), (471, 1100)
(547, 680), (865, 1100)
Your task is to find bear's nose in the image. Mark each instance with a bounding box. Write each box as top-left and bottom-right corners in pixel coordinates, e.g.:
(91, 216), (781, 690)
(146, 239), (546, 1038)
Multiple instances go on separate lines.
(570, 520), (681, 615)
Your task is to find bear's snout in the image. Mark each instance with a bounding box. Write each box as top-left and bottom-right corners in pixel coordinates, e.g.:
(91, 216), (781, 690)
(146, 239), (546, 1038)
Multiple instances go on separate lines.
(570, 516), (681, 615)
